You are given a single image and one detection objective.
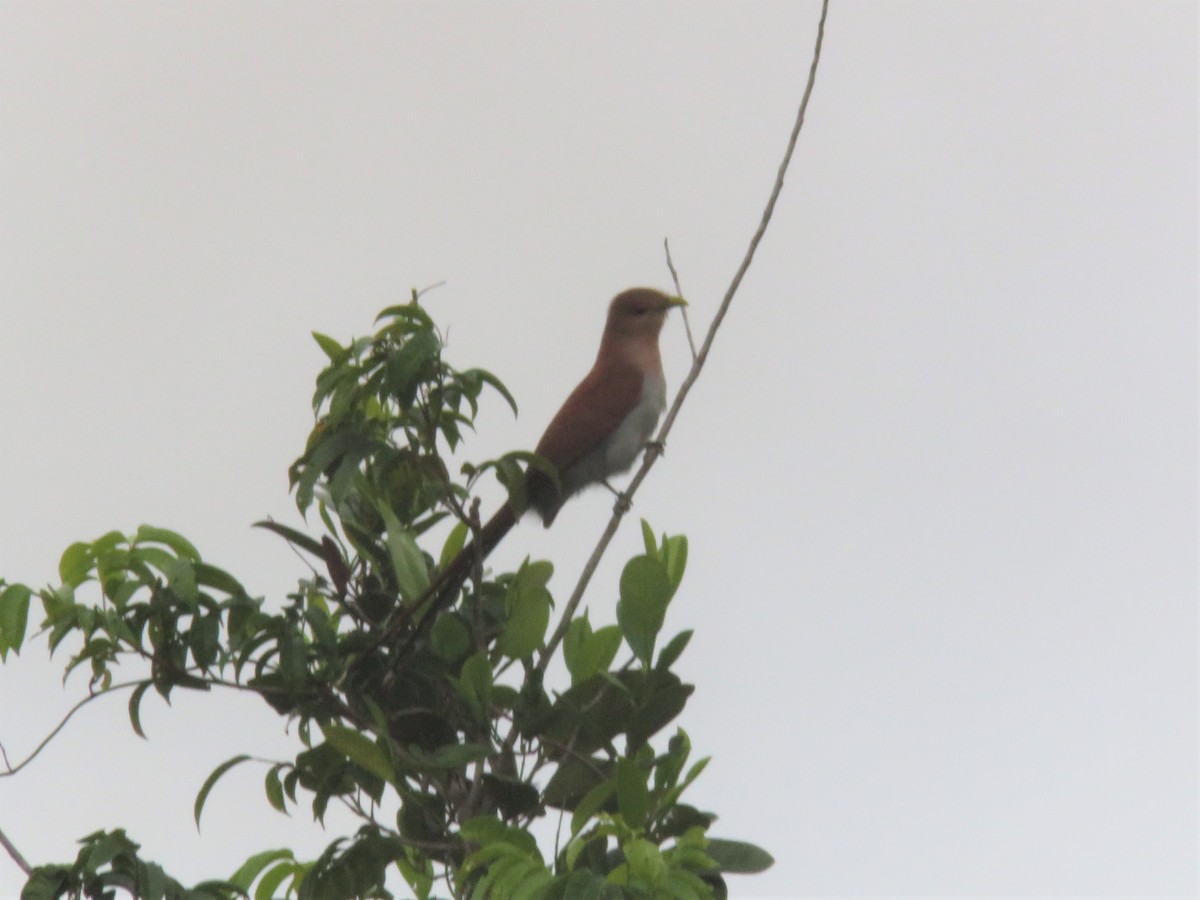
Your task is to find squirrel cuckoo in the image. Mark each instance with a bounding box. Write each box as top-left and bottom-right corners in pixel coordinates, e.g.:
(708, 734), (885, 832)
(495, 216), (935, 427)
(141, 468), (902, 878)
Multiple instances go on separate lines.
(410, 287), (686, 623)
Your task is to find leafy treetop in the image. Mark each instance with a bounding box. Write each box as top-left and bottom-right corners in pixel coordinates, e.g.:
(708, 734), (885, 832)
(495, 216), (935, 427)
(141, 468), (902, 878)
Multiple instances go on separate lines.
(0, 292), (771, 900)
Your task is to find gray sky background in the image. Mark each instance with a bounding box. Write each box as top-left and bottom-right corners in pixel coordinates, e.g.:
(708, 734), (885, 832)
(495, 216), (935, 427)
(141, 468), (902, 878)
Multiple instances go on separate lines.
(1, 2), (1196, 897)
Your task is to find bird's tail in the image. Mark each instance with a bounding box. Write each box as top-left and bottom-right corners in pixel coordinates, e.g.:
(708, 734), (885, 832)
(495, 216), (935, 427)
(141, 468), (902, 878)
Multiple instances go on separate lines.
(400, 502), (518, 633)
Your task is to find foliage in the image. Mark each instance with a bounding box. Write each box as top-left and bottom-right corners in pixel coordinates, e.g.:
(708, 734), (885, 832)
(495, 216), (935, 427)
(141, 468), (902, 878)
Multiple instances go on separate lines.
(18, 830), (237, 900)
(0, 291), (771, 899)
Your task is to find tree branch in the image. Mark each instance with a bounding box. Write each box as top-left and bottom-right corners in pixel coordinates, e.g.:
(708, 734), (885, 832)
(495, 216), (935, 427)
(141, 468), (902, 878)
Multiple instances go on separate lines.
(665, 239), (698, 360)
(0, 824), (32, 875)
(0, 679), (143, 779)
(536, 0), (830, 676)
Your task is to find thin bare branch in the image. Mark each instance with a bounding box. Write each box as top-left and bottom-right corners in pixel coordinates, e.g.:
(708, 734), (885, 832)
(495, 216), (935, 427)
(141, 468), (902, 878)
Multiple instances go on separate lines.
(0, 679), (143, 779)
(536, 0), (830, 675)
(664, 238), (698, 360)
(0, 824), (32, 875)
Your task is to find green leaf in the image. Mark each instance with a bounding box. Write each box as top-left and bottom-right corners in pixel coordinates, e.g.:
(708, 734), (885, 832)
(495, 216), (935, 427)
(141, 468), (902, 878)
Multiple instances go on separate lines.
(657, 756), (712, 820)
(265, 765), (287, 813)
(229, 848), (295, 891)
(0, 582), (31, 656)
(20, 865), (71, 900)
(665, 834), (716, 873)
(91, 530), (125, 554)
(616, 555), (672, 666)
(565, 616), (623, 685)
(313, 361), (361, 419)
(467, 367), (518, 417)
(543, 756), (613, 810)
(655, 630), (693, 672)
(396, 854), (435, 900)
(193, 562), (245, 597)
(570, 778), (616, 836)
(292, 430), (369, 513)
(542, 672), (638, 758)
(439, 521), (469, 568)
(167, 558), (198, 603)
(641, 520), (657, 556)
(130, 545), (175, 578)
(663, 869), (710, 900)
(703, 839), (775, 874)
(135, 525), (201, 562)
(312, 331), (344, 361)
(127, 681), (153, 739)
(466, 849), (524, 898)
(585, 627), (622, 677)
(654, 730), (690, 792)
(509, 865), (553, 900)
(431, 612), (470, 662)
(453, 650), (493, 719)
(58, 542), (93, 587)
(627, 672), (693, 750)
(378, 505), (429, 603)
(497, 560), (552, 660)
(459, 814), (507, 845)
(615, 758), (649, 829)
(661, 534), (688, 599)
(252, 520), (326, 559)
(140, 861), (168, 900)
(341, 521), (392, 586)
(377, 298), (433, 325)
(657, 806), (710, 844)
(679, 756), (711, 794)
(383, 327), (440, 403)
(561, 869), (609, 900)
(80, 829), (137, 871)
(563, 614), (592, 682)
(321, 724), (396, 783)
(194, 754), (251, 829)
(464, 840), (523, 870)
(255, 861), (299, 900)
(622, 838), (666, 886)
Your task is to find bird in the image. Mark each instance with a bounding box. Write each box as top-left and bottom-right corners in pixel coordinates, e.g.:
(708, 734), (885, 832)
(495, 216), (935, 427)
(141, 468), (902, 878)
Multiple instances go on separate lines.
(405, 287), (687, 627)
(527, 287), (688, 525)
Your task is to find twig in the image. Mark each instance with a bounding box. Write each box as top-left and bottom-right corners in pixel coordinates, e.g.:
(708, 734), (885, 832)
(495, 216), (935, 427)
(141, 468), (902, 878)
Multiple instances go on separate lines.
(0, 824), (32, 875)
(0, 679), (143, 779)
(0, 669), (368, 782)
(535, 0), (830, 676)
(664, 238), (698, 360)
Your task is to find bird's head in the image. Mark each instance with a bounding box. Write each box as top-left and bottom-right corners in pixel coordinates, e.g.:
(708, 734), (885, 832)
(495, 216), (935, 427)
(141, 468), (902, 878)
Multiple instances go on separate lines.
(602, 288), (687, 344)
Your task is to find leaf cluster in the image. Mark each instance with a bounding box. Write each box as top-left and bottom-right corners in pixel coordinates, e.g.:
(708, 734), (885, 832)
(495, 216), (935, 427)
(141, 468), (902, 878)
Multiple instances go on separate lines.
(21, 830), (237, 900)
(0, 292), (770, 899)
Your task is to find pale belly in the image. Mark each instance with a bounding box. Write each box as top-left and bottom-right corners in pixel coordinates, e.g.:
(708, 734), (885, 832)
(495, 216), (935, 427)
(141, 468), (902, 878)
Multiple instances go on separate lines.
(560, 373), (667, 498)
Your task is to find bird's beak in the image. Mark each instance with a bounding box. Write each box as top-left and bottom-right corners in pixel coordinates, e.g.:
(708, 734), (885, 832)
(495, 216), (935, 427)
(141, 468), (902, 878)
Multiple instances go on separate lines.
(665, 295), (688, 309)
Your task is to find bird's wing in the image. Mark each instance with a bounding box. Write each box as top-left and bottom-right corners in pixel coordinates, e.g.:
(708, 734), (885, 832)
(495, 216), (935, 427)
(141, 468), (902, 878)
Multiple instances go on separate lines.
(534, 361), (644, 472)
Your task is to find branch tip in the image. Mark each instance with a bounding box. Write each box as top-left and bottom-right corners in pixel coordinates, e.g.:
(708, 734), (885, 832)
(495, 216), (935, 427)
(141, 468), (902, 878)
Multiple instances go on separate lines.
(536, 0), (830, 675)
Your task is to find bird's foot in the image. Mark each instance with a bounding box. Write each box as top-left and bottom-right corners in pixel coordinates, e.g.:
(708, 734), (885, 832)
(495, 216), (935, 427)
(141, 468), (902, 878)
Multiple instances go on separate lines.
(644, 439), (666, 459)
(601, 480), (633, 513)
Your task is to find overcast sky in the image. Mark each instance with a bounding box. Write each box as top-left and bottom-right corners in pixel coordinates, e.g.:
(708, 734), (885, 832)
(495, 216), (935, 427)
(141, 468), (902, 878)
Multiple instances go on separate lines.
(1, 2), (1196, 898)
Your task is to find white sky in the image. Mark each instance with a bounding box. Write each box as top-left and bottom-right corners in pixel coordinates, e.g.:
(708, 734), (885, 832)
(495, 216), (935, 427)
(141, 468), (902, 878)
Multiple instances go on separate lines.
(1, 1), (1196, 897)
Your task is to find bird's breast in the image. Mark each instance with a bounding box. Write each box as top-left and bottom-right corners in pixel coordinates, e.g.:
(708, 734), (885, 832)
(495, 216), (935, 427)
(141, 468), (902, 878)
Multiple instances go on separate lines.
(601, 371), (666, 475)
